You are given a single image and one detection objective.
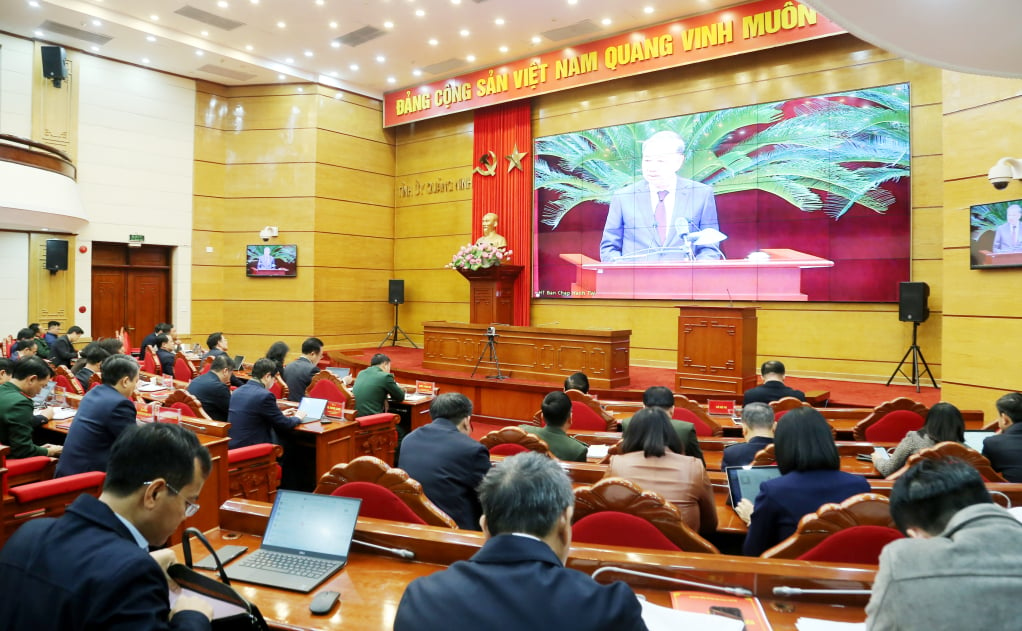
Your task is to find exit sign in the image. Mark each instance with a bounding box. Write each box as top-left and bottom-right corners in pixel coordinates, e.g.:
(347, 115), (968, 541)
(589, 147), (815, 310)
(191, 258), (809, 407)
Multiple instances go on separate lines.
(129, 234), (144, 243)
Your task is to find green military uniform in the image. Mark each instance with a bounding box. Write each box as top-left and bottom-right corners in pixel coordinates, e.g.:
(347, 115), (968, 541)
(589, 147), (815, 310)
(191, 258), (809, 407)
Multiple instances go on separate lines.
(521, 424), (588, 462)
(0, 381), (48, 458)
(34, 338), (50, 360)
(620, 416), (705, 464)
(352, 365), (405, 418)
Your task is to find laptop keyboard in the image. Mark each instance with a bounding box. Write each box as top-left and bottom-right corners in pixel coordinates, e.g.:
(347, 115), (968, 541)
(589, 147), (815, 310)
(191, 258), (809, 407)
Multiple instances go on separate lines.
(236, 550), (335, 578)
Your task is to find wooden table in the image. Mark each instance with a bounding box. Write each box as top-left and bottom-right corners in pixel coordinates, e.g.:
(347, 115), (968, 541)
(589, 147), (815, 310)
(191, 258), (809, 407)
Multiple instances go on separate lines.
(177, 499), (871, 630)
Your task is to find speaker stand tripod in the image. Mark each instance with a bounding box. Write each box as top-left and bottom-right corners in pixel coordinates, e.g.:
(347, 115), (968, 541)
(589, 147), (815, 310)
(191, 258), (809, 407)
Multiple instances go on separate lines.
(472, 332), (508, 380)
(378, 303), (418, 349)
(886, 321), (938, 392)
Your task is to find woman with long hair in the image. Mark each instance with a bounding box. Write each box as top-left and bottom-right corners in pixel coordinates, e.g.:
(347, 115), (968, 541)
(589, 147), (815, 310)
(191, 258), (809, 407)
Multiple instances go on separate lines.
(873, 402), (966, 477)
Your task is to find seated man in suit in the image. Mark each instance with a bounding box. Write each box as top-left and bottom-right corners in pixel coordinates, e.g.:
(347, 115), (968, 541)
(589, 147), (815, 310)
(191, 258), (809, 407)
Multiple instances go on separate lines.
(992, 204), (1022, 254)
(865, 457), (1022, 630)
(43, 321), (60, 346)
(620, 386), (704, 464)
(154, 334), (176, 379)
(55, 355), (139, 477)
(0, 423), (214, 629)
(399, 393), (490, 530)
(563, 371), (590, 394)
(227, 357), (305, 449)
(521, 391), (588, 462)
(283, 337), (331, 403)
(982, 391), (1022, 482)
(201, 331), (243, 387)
(743, 360), (805, 405)
(8, 328), (34, 359)
(394, 451), (646, 631)
(28, 323), (50, 359)
(0, 356), (62, 458)
(140, 323), (174, 362)
(51, 325), (84, 368)
(352, 353), (405, 417)
(72, 342), (111, 393)
(721, 401), (775, 471)
(186, 355), (233, 422)
(10, 339), (37, 362)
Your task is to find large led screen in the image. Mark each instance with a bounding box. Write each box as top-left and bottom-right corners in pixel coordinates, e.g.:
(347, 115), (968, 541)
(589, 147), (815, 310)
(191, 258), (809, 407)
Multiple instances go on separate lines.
(533, 83), (911, 302)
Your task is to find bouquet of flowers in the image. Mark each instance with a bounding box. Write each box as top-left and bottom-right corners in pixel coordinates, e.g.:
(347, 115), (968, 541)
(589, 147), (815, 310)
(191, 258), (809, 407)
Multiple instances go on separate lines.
(446, 243), (512, 271)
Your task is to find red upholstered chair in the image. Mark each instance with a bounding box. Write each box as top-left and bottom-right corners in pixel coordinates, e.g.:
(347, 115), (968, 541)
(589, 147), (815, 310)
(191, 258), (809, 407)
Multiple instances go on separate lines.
(88, 373), (103, 391)
(162, 389), (211, 421)
(314, 456), (457, 528)
(331, 481), (429, 524)
(573, 511), (683, 552)
(572, 477), (718, 553)
(673, 394), (723, 437)
(480, 426), (553, 457)
(889, 441), (1007, 482)
(762, 493), (898, 561)
(54, 365), (85, 396)
(795, 525), (904, 564)
(6, 456), (58, 487)
(853, 398), (928, 442)
(227, 443), (284, 502)
(174, 352), (196, 383)
(141, 349), (161, 375)
(306, 371), (353, 405)
(198, 356), (213, 375)
(267, 376), (289, 401)
(119, 327), (140, 358)
(564, 390), (616, 431)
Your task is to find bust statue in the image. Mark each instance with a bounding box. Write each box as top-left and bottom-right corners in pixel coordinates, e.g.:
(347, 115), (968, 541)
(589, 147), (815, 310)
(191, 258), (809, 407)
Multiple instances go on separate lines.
(475, 212), (507, 249)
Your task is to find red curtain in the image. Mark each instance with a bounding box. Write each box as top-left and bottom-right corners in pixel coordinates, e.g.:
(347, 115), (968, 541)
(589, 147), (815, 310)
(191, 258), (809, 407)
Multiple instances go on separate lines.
(472, 102), (532, 326)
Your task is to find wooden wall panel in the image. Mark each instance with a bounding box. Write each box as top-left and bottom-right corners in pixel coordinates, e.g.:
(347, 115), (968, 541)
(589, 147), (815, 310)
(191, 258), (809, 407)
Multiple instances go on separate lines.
(395, 199), (472, 238)
(28, 234), (75, 330)
(313, 268), (394, 302)
(224, 163), (316, 197)
(317, 92), (388, 142)
(315, 129), (393, 175)
(311, 233), (392, 270)
(313, 198), (393, 238)
(315, 163), (393, 207)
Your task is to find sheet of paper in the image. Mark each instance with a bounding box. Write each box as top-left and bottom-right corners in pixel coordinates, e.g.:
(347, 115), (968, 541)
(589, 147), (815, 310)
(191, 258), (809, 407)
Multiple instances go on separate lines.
(795, 617), (867, 631)
(640, 599), (744, 631)
(51, 407), (76, 420)
(587, 444), (610, 459)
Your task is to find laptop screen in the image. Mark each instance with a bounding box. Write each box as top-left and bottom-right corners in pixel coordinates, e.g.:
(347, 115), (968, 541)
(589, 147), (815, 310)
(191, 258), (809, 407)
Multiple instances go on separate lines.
(326, 367), (350, 380)
(963, 430), (996, 453)
(297, 397), (328, 422)
(262, 490), (361, 559)
(233, 355), (245, 370)
(725, 465), (783, 507)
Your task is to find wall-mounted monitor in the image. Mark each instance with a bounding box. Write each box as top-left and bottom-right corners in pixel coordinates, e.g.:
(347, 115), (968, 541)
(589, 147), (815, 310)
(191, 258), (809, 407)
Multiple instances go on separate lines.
(246, 244), (297, 277)
(533, 83), (912, 302)
(970, 199), (1022, 269)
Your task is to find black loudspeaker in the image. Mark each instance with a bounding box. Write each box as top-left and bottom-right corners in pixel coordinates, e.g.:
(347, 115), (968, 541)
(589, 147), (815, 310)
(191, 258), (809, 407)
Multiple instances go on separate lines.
(388, 279), (405, 305)
(41, 46), (67, 87)
(45, 239), (69, 272)
(898, 282), (929, 322)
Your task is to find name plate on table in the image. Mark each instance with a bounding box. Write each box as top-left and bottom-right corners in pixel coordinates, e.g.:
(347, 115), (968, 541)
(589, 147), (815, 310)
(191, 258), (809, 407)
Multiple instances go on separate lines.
(415, 380), (436, 395)
(325, 401), (346, 418)
(707, 400), (736, 416)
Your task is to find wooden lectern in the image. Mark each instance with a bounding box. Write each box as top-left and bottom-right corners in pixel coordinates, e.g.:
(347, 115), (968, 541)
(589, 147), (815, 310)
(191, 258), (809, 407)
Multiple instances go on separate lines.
(676, 306), (757, 397)
(457, 265), (522, 325)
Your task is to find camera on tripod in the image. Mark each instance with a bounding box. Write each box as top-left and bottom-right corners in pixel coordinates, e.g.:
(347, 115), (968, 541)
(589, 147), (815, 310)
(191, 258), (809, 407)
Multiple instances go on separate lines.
(486, 326), (497, 339)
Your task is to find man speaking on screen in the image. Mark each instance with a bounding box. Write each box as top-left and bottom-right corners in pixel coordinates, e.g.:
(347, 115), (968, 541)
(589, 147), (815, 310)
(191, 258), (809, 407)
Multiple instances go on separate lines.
(600, 130), (724, 262)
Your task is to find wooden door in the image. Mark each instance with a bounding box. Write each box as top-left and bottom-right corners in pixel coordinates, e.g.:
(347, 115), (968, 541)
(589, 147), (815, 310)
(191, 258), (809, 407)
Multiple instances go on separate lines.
(91, 243), (171, 341)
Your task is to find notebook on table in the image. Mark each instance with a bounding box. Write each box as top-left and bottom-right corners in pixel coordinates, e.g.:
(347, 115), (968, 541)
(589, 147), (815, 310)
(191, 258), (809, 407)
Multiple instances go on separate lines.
(964, 430), (996, 452)
(226, 490), (361, 593)
(296, 397), (328, 423)
(725, 465), (782, 509)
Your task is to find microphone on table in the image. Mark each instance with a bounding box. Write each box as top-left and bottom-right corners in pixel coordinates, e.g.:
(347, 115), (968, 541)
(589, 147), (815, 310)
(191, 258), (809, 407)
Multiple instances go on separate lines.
(727, 288), (733, 308)
(591, 566), (753, 597)
(353, 539), (415, 560)
(772, 586), (872, 597)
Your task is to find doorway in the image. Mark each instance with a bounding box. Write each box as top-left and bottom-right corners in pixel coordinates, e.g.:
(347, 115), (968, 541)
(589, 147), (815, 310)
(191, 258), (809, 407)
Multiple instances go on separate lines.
(90, 243), (172, 343)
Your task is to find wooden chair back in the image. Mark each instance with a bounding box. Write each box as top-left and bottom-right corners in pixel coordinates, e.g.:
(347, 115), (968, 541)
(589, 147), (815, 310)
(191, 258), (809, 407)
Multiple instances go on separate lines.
(140, 349), (161, 375)
(673, 394), (723, 436)
(890, 441), (1007, 482)
(162, 389), (212, 421)
(564, 389), (616, 431)
(313, 456), (457, 528)
(853, 397), (928, 442)
(267, 375), (289, 400)
(770, 396), (811, 418)
(479, 426), (553, 457)
(54, 365), (85, 396)
(572, 477), (719, 553)
(88, 373), (103, 391)
(306, 370), (354, 404)
(761, 493), (899, 561)
(174, 352), (197, 382)
(227, 443), (284, 502)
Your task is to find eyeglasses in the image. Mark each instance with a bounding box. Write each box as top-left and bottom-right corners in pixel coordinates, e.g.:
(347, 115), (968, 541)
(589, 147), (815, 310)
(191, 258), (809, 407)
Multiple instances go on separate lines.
(144, 480), (200, 517)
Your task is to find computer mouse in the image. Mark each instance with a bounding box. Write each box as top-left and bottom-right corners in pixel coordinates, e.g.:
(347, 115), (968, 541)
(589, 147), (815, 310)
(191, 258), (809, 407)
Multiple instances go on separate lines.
(309, 590), (340, 615)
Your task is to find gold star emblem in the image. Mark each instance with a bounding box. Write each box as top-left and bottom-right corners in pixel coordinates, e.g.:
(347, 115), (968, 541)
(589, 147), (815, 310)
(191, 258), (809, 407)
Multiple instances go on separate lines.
(506, 144), (528, 173)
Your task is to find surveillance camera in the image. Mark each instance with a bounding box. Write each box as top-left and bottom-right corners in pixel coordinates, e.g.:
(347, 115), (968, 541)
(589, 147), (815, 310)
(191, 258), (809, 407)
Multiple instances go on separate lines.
(258, 226), (275, 242)
(261, 234), (270, 242)
(989, 162), (1013, 190)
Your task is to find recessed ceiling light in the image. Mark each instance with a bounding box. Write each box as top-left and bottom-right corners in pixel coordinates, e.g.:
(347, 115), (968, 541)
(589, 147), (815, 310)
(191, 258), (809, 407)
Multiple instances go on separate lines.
(384, 21), (394, 29)
(146, 35), (156, 42)
(349, 63), (359, 71)
(150, 14), (159, 21)
(285, 57), (294, 63)
(329, 71), (338, 77)
(428, 38), (438, 46)
(304, 50), (314, 57)
(141, 57), (150, 64)
(495, 18), (505, 26)
(277, 21), (286, 28)
(412, 69), (422, 76)
(499, 45), (508, 53)
(415, 9), (425, 17)
(451, 0), (461, 4)
(531, 35), (541, 44)
(201, 30), (209, 37)
(28, 1), (40, 7)
(460, 29), (469, 37)
(91, 19), (102, 27)
(195, 50), (204, 56)
(329, 21), (338, 28)
(643, 6), (653, 13)
(375, 55), (385, 63)
(387, 76), (396, 84)
(601, 18), (612, 26)
(245, 44), (253, 51)
(33, 29), (44, 37)
(277, 74), (285, 80)
(466, 54), (476, 62)
(90, 45), (100, 51)
(330, 41), (340, 48)
(217, 0), (229, 8)
(297, 87), (303, 92)
(568, 0), (578, 4)
(250, 0), (259, 4)
(315, 0), (324, 5)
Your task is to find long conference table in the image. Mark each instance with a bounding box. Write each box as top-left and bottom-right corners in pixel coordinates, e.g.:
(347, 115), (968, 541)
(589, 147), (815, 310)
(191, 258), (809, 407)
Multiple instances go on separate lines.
(174, 498), (873, 630)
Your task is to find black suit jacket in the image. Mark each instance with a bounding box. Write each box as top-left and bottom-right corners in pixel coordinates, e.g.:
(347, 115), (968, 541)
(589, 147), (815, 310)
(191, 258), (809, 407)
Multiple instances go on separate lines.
(283, 357), (320, 403)
(51, 335), (77, 368)
(227, 379), (299, 448)
(0, 494), (208, 630)
(721, 435), (774, 471)
(55, 384), (136, 477)
(139, 332), (159, 361)
(983, 422), (1022, 482)
(394, 534), (646, 631)
(743, 380), (805, 405)
(156, 348), (176, 378)
(187, 371), (231, 422)
(398, 418), (490, 530)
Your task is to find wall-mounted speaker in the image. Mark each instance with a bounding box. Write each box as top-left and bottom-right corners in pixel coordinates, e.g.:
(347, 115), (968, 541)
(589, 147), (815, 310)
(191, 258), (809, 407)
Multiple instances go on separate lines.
(898, 281), (929, 322)
(388, 279), (405, 305)
(41, 45), (67, 88)
(45, 239), (69, 273)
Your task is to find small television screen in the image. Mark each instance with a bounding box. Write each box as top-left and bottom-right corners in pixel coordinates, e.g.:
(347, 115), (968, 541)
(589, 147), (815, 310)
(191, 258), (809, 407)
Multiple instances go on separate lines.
(246, 244), (298, 277)
(970, 199), (1022, 269)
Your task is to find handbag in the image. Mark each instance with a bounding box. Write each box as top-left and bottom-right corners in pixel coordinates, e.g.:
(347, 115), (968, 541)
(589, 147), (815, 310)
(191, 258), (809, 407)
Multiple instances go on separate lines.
(168, 527), (270, 631)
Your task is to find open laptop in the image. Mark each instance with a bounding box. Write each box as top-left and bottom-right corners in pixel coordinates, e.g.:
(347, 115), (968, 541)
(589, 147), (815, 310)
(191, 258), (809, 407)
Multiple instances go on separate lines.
(964, 430), (996, 453)
(226, 490), (361, 592)
(296, 397), (329, 423)
(232, 355), (245, 370)
(725, 465), (782, 508)
(325, 366), (350, 380)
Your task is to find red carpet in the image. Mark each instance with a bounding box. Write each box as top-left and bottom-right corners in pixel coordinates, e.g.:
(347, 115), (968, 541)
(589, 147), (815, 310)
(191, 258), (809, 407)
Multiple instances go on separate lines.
(341, 346), (941, 408)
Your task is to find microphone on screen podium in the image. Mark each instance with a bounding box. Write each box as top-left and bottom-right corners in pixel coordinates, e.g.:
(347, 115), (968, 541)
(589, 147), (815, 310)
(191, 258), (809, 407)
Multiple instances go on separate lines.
(353, 539), (415, 560)
(590, 566), (753, 597)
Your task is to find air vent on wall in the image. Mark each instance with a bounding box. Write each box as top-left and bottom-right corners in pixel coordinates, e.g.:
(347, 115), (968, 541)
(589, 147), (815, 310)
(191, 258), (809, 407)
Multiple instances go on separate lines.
(39, 20), (112, 45)
(423, 58), (465, 75)
(335, 25), (385, 47)
(541, 19), (601, 42)
(174, 5), (245, 30)
(197, 64), (256, 81)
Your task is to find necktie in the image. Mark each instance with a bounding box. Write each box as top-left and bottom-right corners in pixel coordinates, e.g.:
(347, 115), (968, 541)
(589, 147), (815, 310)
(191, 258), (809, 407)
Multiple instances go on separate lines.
(655, 190), (668, 244)
(1013, 225), (1017, 244)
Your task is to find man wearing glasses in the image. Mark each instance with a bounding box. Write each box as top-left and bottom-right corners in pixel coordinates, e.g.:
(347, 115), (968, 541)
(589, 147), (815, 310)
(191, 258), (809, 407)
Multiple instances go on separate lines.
(0, 423), (214, 630)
